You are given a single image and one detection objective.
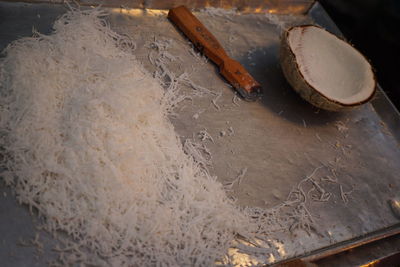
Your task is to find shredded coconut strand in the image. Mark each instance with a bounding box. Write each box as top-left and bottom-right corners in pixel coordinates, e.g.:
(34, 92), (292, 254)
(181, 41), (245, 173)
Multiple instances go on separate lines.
(212, 92), (222, 110)
(198, 128), (214, 143)
(232, 93), (241, 107)
(228, 126), (235, 136)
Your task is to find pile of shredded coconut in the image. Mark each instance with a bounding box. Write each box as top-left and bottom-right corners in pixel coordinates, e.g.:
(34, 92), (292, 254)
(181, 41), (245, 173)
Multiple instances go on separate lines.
(0, 8), (251, 266)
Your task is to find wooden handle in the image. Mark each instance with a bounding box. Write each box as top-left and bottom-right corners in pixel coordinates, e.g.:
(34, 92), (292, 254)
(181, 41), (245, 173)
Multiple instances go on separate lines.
(168, 5), (228, 66)
(168, 6), (262, 100)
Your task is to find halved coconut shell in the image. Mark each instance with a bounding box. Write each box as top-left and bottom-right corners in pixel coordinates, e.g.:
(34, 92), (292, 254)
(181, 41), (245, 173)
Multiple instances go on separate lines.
(280, 25), (376, 111)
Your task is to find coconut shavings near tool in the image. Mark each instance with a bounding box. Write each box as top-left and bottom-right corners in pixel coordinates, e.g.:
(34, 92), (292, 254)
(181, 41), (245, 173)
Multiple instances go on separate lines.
(168, 6), (262, 101)
(280, 25), (376, 111)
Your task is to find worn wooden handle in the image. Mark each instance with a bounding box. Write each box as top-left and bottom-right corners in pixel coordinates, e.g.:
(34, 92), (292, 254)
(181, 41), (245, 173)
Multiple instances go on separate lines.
(168, 6), (262, 100)
(168, 5), (228, 66)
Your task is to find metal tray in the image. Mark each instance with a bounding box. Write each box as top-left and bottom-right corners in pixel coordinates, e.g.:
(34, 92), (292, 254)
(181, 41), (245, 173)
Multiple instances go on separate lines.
(1, 1), (399, 266)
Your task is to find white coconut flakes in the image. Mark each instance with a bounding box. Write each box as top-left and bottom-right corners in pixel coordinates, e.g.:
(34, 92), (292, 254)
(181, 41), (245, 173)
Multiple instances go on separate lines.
(0, 8), (251, 266)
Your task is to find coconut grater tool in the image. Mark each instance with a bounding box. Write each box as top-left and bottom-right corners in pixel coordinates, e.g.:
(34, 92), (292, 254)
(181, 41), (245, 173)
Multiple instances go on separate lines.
(168, 5), (262, 101)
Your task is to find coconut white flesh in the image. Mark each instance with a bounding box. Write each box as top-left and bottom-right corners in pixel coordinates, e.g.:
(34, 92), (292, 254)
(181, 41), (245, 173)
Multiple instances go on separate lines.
(288, 26), (375, 105)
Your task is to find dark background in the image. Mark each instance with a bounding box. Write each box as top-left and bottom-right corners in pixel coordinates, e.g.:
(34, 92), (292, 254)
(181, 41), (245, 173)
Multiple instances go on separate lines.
(319, 0), (400, 110)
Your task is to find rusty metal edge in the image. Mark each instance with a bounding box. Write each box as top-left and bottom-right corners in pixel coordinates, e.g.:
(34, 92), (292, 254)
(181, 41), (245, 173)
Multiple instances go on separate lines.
(303, 224), (400, 262)
(0, 0), (315, 14)
(271, 223), (400, 265)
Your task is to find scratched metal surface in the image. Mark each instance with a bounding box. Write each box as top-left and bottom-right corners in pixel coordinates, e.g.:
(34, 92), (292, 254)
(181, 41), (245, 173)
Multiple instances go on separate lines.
(0, 2), (400, 266)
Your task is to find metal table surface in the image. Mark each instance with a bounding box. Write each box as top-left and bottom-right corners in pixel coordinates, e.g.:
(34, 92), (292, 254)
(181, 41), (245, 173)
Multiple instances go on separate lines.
(0, 1), (399, 266)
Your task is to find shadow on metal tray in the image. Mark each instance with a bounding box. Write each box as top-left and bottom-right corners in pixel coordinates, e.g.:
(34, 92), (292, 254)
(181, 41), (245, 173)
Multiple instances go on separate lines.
(238, 44), (345, 127)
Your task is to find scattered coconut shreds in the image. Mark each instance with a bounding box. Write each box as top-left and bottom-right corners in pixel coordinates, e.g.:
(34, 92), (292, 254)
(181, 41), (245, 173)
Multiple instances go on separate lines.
(322, 175), (338, 183)
(198, 128), (214, 143)
(340, 184), (354, 204)
(236, 168), (248, 185)
(223, 167), (248, 190)
(212, 91), (223, 110)
(246, 167), (325, 235)
(224, 166), (247, 190)
(17, 233), (45, 257)
(232, 93), (241, 107)
(315, 133), (322, 142)
(334, 121), (349, 133)
(302, 119), (307, 128)
(148, 36), (218, 104)
(192, 109), (205, 120)
(228, 126), (235, 136)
